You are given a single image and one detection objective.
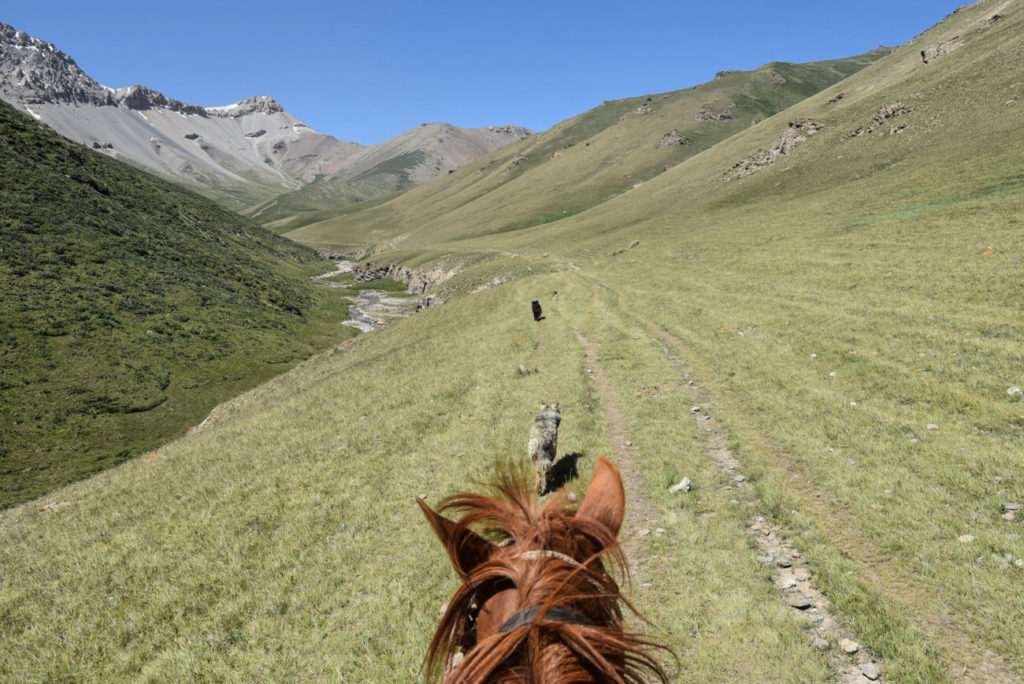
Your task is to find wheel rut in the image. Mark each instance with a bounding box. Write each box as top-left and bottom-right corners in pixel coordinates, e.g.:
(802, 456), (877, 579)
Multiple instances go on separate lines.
(650, 330), (877, 684)
(573, 329), (658, 577)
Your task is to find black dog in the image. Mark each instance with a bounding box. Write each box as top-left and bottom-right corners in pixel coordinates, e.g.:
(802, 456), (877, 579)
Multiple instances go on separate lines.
(531, 300), (544, 322)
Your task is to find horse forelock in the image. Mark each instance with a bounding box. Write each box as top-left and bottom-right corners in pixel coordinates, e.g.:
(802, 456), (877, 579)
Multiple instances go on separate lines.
(425, 470), (669, 683)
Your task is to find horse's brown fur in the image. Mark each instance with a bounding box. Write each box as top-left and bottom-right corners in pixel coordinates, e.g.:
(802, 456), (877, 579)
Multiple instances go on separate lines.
(419, 456), (670, 683)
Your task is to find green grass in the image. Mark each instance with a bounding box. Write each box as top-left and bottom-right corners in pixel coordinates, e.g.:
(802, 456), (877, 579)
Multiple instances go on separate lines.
(283, 48), (888, 251)
(3, 1), (1024, 680)
(0, 100), (354, 509)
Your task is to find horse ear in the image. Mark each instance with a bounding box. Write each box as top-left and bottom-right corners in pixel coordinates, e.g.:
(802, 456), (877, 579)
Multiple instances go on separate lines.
(575, 455), (625, 537)
(417, 497), (494, 579)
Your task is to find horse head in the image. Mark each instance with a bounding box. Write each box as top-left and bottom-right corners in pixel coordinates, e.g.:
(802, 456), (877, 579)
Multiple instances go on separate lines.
(417, 455), (668, 682)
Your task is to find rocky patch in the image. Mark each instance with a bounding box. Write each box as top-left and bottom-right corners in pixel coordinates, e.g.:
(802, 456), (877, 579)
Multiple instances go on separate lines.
(848, 102), (911, 138)
(354, 261), (456, 295)
(920, 36), (964, 64)
(506, 154), (528, 172)
(723, 118), (823, 180)
(0, 22), (114, 106)
(694, 103), (734, 121)
(655, 130), (689, 149)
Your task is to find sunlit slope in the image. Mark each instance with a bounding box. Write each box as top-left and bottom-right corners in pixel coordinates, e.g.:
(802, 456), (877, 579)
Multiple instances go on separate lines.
(0, 100), (349, 509)
(423, 1), (1024, 677)
(419, 0), (1019, 264)
(3, 1), (1023, 681)
(0, 275), (839, 681)
(285, 49), (888, 252)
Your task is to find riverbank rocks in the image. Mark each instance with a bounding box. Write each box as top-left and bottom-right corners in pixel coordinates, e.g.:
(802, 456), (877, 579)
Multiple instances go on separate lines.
(353, 261), (456, 294)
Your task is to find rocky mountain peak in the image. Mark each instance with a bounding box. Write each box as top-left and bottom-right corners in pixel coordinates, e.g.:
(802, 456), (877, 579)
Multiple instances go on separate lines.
(206, 95), (284, 118)
(113, 84), (207, 115)
(0, 21), (112, 106)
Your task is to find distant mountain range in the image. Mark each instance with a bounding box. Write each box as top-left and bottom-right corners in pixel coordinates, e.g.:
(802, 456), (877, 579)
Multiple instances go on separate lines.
(0, 21), (532, 211)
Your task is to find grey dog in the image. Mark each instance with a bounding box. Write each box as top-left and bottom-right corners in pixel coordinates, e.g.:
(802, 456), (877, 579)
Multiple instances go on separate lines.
(528, 402), (560, 494)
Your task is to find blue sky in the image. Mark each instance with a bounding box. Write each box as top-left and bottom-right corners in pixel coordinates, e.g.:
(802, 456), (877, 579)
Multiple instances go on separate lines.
(5, 1), (956, 144)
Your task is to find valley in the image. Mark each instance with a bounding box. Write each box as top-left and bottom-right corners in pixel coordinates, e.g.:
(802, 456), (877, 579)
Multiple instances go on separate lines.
(1, 0), (1022, 681)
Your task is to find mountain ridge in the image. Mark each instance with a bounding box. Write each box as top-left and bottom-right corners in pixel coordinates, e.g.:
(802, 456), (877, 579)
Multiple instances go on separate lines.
(0, 21), (532, 210)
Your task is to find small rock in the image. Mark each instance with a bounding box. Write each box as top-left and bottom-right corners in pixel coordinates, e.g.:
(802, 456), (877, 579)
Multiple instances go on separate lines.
(958, 535), (975, 543)
(734, 475), (746, 483)
(1003, 503), (1021, 511)
(655, 527), (665, 534)
(829, 371), (837, 377)
(669, 477), (692, 493)
(839, 638), (860, 654)
(638, 528), (652, 537)
(567, 492), (577, 502)
(624, 441), (633, 447)
(810, 353), (817, 358)
(690, 406), (701, 414)
(776, 557), (792, 568)
(1008, 386), (1022, 398)
(1015, 559), (1023, 567)
(860, 663), (881, 680)
(794, 568), (810, 581)
(785, 595), (813, 610)
(812, 636), (828, 650)
(1003, 512), (1017, 521)
(779, 577), (798, 589)
(791, 551), (801, 559)
(926, 423), (939, 431)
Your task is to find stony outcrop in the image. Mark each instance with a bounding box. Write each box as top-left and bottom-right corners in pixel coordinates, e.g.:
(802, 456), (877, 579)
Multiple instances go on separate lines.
(848, 102), (911, 137)
(0, 22), (113, 106)
(920, 36), (964, 63)
(655, 130), (689, 149)
(694, 104), (734, 121)
(114, 84), (207, 115)
(353, 261), (457, 295)
(205, 95), (285, 118)
(723, 118), (823, 180)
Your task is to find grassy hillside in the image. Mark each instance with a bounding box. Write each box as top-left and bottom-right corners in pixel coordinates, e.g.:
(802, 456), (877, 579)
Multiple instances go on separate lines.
(0, 100), (352, 509)
(284, 48), (890, 252)
(2, 1), (1023, 681)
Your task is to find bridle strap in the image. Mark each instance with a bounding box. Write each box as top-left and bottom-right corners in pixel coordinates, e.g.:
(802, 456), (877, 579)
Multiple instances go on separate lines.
(513, 549), (581, 566)
(498, 605), (596, 633)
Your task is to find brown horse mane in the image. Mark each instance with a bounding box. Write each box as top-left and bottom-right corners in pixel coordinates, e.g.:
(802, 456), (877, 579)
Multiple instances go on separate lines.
(425, 466), (671, 683)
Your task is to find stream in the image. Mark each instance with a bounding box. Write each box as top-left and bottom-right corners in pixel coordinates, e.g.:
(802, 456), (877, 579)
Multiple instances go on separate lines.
(312, 260), (419, 332)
